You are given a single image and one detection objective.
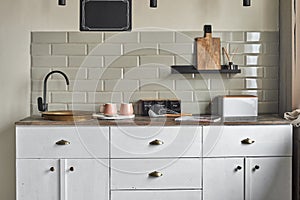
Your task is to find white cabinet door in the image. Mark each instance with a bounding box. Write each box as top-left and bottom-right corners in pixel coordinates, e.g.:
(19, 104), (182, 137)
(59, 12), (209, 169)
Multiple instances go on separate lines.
(66, 159), (109, 200)
(203, 158), (244, 200)
(17, 159), (109, 200)
(17, 159), (59, 200)
(246, 157), (292, 200)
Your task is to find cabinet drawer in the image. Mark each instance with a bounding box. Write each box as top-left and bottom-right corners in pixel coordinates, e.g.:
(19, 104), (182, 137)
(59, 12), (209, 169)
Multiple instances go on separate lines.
(203, 125), (292, 157)
(111, 158), (202, 189)
(111, 126), (201, 158)
(16, 126), (109, 158)
(111, 190), (202, 200)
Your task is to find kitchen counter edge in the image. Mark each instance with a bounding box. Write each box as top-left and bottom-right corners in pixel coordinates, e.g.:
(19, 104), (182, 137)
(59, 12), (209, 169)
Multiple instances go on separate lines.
(15, 115), (291, 126)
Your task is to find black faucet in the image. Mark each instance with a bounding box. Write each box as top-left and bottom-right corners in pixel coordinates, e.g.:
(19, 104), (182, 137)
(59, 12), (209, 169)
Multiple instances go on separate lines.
(37, 70), (70, 112)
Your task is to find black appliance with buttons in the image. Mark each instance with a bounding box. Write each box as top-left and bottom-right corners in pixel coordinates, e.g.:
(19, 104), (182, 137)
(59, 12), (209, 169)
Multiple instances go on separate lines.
(137, 99), (181, 116)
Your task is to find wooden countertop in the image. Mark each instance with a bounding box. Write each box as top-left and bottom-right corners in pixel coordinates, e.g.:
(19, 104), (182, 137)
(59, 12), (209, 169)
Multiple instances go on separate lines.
(15, 115), (290, 126)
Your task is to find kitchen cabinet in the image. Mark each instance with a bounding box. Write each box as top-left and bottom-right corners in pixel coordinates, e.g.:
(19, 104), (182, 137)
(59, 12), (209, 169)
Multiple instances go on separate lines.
(203, 158), (244, 200)
(16, 126), (109, 200)
(65, 159), (108, 200)
(203, 157), (291, 200)
(17, 159), (60, 200)
(110, 126), (202, 200)
(203, 125), (292, 200)
(17, 159), (108, 200)
(246, 157), (291, 200)
(16, 123), (292, 200)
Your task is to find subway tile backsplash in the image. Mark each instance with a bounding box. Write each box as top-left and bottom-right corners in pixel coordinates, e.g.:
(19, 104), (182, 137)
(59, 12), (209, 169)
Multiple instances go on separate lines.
(31, 31), (279, 115)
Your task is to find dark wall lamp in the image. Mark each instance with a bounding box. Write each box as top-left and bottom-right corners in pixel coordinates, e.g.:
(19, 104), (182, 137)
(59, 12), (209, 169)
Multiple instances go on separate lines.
(150, 0), (157, 8)
(58, 0), (66, 6)
(59, 0), (247, 8)
(243, 0), (251, 6)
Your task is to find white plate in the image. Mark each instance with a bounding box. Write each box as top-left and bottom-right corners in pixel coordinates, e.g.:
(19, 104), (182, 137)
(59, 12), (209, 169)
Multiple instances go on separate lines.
(93, 113), (135, 120)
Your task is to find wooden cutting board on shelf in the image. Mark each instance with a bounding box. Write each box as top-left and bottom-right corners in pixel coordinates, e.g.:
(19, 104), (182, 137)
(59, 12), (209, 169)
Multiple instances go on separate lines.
(195, 25), (220, 70)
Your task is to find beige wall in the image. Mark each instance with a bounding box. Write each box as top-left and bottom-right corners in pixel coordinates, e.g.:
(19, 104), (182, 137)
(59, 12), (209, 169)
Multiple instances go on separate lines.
(0, 0), (278, 199)
(0, 1), (78, 199)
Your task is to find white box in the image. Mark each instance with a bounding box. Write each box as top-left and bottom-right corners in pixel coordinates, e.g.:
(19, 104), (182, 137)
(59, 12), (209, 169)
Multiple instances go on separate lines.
(213, 95), (258, 117)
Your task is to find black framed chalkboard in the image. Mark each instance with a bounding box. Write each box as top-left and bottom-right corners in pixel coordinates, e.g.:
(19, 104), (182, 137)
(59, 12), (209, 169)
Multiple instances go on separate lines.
(80, 0), (132, 31)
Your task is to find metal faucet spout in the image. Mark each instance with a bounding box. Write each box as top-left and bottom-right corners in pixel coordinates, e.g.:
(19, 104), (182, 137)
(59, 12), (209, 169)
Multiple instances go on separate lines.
(37, 70), (69, 112)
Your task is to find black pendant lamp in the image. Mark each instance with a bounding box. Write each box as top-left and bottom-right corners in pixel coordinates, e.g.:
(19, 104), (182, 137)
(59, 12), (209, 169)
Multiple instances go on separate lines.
(150, 0), (157, 8)
(243, 0), (251, 6)
(58, 0), (66, 6)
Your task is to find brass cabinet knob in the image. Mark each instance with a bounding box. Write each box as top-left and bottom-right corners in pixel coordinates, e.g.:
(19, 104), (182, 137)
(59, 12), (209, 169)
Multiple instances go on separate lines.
(241, 138), (255, 144)
(50, 167), (55, 172)
(235, 166), (242, 171)
(148, 171), (163, 177)
(69, 167), (74, 172)
(55, 139), (70, 145)
(149, 139), (164, 145)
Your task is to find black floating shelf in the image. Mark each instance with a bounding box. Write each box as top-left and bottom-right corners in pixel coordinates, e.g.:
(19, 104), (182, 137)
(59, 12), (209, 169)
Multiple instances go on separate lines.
(171, 65), (241, 74)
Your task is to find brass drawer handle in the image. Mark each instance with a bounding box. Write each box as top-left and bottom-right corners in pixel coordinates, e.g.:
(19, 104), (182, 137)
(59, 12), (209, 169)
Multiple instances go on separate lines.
(56, 139), (70, 145)
(148, 171), (163, 177)
(241, 138), (255, 144)
(149, 139), (164, 145)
